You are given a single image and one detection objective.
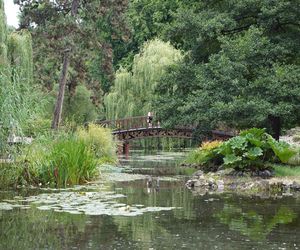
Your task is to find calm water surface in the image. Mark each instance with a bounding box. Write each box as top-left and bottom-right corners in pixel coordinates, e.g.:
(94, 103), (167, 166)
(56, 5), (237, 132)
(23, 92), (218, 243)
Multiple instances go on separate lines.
(1, 150), (300, 250)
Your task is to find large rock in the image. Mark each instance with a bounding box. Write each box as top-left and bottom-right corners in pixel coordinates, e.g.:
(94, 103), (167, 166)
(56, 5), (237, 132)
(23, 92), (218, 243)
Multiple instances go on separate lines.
(192, 170), (204, 177)
(290, 181), (300, 191)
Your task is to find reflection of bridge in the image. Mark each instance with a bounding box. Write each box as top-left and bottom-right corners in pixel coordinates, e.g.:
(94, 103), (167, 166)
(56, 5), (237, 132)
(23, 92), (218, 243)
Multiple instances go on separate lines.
(96, 114), (235, 154)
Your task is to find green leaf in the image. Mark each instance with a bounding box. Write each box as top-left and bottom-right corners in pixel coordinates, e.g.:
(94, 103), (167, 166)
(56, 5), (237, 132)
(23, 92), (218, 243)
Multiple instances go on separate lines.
(228, 136), (247, 150)
(223, 154), (242, 165)
(244, 133), (263, 147)
(244, 147), (263, 160)
(240, 128), (266, 138)
(215, 141), (232, 155)
(268, 137), (296, 163)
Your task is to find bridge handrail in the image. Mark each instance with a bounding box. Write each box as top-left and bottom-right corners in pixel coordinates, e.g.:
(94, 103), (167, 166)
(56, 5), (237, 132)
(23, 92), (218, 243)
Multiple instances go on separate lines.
(95, 115), (161, 131)
(96, 115), (149, 123)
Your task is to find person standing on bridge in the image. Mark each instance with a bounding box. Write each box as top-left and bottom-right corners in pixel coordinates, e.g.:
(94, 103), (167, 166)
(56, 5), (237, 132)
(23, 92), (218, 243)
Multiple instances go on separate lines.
(147, 112), (153, 128)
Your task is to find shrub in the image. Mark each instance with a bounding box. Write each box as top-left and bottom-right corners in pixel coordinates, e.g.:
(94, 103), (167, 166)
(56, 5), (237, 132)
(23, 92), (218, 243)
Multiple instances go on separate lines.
(185, 140), (223, 172)
(23, 118), (52, 137)
(0, 163), (23, 188)
(185, 128), (296, 172)
(200, 140), (223, 151)
(76, 124), (117, 163)
(217, 128), (296, 170)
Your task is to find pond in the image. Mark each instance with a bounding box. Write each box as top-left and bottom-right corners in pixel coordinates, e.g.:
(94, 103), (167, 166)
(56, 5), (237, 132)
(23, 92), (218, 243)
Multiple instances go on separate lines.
(1, 150), (300, 250)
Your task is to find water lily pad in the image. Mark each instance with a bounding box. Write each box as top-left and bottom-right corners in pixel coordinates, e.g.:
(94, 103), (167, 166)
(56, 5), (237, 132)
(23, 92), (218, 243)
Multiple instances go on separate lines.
(37, 205), (52, 211)
(0, 202), (14, 210)
(12, 190), (180, 217)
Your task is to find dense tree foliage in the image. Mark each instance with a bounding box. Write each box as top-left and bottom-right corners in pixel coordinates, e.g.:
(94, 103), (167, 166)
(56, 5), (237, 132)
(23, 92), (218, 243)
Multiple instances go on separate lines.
(16, 0), (129, 127)
(2, 0), (299, 141)
(105, 39), (182, 120)
(115, 0), (179, 67)
(154, 0), (300, 139)
(0, 1), (43, 152)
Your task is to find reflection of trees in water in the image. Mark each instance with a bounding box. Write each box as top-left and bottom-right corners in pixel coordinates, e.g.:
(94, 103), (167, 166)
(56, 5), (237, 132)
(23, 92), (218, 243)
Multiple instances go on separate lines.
(215, 204), (297, 240)
(1, 191), (299, 249)
(0, 209), (87, 249)
(114, 184), (196, 220)
(0, 209), (124, 249)
(114, 214), (171, 249)
(111, 185), (197, 247)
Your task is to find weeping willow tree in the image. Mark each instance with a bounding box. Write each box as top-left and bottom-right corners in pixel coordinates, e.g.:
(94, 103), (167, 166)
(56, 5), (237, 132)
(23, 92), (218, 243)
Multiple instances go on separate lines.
(0, 0), (8, 70)
(105, 39), (189, 149)
(105, 39), (183, 120)
(0, 1), (42, 154)
(7, 30), (33, 86)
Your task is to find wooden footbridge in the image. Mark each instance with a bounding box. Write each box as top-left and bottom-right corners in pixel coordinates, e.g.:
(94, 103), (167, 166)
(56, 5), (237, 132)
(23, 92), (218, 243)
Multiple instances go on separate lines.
(95, 114), (235, 154)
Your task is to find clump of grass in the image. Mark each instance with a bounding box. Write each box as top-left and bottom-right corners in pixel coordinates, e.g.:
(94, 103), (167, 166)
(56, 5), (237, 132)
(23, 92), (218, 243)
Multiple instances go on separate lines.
(0, 161), (40, 189)
(77, 124), (117, 163)
(0, 163), (23, 188)
(38, 137), (97, 187)
(21, 126), (117, 188)
(273, 165), (300, 177)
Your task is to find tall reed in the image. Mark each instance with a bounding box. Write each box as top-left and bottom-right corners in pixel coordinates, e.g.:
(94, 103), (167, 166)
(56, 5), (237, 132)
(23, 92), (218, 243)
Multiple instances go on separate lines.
(24, 125), (116, 188)
(38, 137), (97, 187)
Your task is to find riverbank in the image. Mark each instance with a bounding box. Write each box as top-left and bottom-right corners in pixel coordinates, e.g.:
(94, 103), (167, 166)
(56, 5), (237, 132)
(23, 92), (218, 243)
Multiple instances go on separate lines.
(185, 169), (300, 197)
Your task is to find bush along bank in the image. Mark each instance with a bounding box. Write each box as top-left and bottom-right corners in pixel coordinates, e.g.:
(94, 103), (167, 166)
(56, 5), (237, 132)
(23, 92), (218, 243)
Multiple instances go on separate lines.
(183, 128), (300, 195)
(0, 124), (117, 189)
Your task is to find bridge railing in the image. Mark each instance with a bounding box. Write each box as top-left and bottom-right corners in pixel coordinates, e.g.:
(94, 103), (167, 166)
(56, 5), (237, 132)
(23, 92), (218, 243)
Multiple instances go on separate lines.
(96, 115), (161, 131)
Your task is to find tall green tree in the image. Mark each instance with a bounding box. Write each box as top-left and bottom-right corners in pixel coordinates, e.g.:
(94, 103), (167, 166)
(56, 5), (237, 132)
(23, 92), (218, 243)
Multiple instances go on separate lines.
(114, 0), (200, 68)
(0, 0), (8, 69)
(114, 0), (180, 68)
(154, 0), (300, 140)
(0, 1), (43, 152)
(16, 0), (129, 127)
(105, 39), (182, 120)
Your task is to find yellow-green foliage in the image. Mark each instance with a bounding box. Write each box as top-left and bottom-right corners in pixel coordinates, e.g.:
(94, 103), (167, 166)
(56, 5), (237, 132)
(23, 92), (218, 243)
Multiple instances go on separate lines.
(7, 30), (33, 85)
(63, 84), (98, 124)
(0, 0), (6, 44)
(286, 147), (300, 166)
(105, 39), (183, 120)
(77, 124), (117, 163)
(200, 140), (223, 151)
(273, 165), (300, 177)
(0, 43), (8, 68)
(0, 0), (8, 69)
(23, 118), (52, 137)
(0, 163), (23, 188)
(22, 128), (116, 188)
(40, 138), (97, 187)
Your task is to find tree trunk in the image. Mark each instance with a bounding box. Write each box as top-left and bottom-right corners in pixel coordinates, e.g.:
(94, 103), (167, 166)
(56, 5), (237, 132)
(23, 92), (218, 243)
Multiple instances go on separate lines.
(51, 51), (70, 129)
(268, 115), (281, 141)
(51, 0), (80, 129)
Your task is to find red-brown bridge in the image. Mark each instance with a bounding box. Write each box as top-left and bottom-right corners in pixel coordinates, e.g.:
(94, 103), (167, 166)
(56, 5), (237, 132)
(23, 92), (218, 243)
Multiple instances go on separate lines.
(95, 114), (235, 154)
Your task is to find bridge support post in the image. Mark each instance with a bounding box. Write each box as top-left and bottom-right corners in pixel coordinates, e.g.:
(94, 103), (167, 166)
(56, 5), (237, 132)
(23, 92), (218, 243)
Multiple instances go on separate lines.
(123, 141), (130, 157)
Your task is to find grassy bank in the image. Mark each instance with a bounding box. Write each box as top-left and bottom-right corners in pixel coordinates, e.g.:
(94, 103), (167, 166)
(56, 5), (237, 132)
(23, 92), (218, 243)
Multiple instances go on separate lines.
(0, 124), (117, 189)
(273, 165), (300, 177)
